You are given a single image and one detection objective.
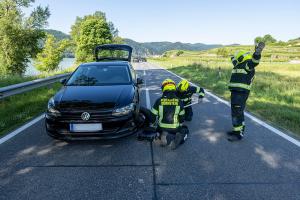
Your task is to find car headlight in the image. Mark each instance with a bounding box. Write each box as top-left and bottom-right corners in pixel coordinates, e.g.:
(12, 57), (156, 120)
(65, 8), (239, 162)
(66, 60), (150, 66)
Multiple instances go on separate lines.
(112, 103), (135, 116)
(47, 97), (61, 116)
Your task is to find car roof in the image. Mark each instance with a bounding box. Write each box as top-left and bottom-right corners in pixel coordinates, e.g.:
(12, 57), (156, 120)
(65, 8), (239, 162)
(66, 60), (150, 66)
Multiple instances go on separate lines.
(80, 61), (130, 67)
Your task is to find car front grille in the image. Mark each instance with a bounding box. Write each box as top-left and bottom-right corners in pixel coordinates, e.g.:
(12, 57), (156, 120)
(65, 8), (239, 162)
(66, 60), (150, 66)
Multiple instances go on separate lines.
(58, 110), (114, 121)
(46, 110), (135, 134)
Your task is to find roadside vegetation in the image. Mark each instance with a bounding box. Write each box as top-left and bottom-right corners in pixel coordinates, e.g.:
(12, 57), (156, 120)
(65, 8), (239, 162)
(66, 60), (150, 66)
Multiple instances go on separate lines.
(148, 42), (300, 136)
(0, 83), (62, 136)
(34, 34), (71, 72)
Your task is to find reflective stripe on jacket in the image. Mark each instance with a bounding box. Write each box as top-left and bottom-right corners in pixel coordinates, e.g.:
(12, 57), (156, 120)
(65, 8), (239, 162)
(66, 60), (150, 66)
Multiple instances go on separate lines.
(228, 53), (261, 92)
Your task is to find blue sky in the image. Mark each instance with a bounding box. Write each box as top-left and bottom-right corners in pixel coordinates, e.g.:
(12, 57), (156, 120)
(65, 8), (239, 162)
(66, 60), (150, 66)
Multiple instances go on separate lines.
(24, 0), (300, 45)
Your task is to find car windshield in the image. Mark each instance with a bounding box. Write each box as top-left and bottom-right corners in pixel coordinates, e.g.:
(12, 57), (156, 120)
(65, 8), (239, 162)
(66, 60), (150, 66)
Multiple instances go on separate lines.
(66, 65), (131, 86)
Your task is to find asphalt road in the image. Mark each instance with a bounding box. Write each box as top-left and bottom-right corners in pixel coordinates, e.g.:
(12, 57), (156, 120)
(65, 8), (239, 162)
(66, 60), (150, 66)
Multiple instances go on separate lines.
(0, 62), (299, 200)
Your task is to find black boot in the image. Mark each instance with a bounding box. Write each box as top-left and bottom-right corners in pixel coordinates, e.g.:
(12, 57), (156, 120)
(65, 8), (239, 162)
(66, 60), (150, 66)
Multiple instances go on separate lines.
(170, 132), (185, 150)
(158, 132), (174, 146)
(227, 131), (244, 141)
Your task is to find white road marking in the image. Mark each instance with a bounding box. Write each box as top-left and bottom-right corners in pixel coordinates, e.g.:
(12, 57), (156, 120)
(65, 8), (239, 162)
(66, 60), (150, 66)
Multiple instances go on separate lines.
(0, 114), (44, 145)
(144, 69), (151, 109)
(146, 88), (151, 109)
(151, 63), (300, 147)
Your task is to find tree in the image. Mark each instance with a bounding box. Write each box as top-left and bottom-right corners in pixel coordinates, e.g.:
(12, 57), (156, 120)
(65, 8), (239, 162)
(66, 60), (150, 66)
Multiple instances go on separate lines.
(108, 21), (119, 38)
(254, 36), (263, 44)
(0, 0), (50, 75)
(34, 34), (69, 72)
(263, 34), (277, 44)
(71, 11), (119, 63)
(254, 34), (277, 44)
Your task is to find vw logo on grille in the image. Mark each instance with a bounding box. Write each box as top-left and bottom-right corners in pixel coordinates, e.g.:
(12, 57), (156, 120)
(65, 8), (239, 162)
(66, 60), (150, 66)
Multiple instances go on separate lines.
(81, 112), (90, 121)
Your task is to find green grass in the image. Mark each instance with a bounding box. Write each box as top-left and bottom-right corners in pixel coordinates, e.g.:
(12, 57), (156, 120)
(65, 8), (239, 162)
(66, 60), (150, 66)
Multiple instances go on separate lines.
(149, 46), (300, 136)
(0, 83), (62, 136)
(0, 75), (38, 87)
(0, 65), (77, 88)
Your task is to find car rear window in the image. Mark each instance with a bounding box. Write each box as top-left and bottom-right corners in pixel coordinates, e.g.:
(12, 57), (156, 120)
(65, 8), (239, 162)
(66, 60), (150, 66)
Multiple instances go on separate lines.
(97, 49), (130, 61)
(66, 65), (131, 86)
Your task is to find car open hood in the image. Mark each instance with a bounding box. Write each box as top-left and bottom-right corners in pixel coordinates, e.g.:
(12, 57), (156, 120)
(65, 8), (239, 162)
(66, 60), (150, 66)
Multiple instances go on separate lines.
(56, 85), (134, 110)
(94, 44), (133, 62)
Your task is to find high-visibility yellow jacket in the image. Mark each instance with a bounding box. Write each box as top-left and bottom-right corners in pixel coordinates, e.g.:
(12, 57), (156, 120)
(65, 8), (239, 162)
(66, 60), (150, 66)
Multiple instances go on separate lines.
(228, 53), (261, 92)
(151, 91), (185, 130)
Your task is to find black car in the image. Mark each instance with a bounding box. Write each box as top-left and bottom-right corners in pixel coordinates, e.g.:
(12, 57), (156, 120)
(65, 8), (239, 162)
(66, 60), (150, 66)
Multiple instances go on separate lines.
(45, 44), (143, 140)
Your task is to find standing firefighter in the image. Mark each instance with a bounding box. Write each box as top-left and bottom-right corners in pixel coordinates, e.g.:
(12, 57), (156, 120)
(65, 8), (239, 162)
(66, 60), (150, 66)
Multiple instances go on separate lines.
(227, 42), (265, 141)
(151, 79), (188, 149)
(176, 79), (205, 121)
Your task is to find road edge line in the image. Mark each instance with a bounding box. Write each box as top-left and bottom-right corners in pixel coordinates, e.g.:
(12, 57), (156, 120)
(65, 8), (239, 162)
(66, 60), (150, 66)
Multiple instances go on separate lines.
(0, 114), (45, 145)
(151, 63), (300, 147)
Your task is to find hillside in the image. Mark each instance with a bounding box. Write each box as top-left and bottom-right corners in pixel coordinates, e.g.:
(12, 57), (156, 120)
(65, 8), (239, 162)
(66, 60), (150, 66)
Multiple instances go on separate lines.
(161, 45), (300, 62)
(288, 37), (300, 46)
(41, 30), (222, 57)
(44, 29), (71, 41)
(124, 38), (222, 56)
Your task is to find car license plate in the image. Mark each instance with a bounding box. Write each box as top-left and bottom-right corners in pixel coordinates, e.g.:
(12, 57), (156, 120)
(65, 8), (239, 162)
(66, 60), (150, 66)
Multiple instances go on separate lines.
(70, 123), (103, 132)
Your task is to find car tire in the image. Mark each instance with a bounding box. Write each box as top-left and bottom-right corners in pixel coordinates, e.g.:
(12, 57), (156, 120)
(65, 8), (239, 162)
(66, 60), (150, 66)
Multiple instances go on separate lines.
(134, 102), (141, 120)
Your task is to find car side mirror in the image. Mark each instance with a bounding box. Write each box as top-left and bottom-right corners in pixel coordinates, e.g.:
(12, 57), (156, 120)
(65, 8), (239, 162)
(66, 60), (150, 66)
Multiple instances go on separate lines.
(60, 78), (67, 85)
(137, 78), (144, 85)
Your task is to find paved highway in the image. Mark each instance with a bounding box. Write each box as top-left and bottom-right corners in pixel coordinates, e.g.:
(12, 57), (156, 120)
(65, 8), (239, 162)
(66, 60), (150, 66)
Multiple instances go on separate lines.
(0, 62), (299, 200)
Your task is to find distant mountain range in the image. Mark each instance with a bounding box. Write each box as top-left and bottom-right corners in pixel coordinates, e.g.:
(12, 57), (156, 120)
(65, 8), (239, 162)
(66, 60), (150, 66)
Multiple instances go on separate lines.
(43, 29), (223, 56)
(124, 38), (222, 56)
(43, 30), (300, 56)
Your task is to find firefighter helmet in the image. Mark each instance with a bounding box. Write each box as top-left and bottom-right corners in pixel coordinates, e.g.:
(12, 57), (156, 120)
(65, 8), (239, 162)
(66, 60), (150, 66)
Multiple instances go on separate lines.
(177, 79), (189, 92)
(161, 79), (176, 92)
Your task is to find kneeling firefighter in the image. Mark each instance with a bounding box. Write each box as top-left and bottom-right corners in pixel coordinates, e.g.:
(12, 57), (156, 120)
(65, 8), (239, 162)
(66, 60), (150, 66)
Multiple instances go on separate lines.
(176, 79), (205, 121)
(227, 42), (265, 141)
(149, 79), (189, 149)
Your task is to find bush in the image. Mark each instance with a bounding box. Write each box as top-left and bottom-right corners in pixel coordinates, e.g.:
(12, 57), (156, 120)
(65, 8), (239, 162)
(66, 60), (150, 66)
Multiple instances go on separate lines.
(176, 50), (184, 56)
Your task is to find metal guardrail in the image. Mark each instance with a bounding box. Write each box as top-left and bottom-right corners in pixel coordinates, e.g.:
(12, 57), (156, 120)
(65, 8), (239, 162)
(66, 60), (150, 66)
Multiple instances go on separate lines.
(0, 73), (70, 100)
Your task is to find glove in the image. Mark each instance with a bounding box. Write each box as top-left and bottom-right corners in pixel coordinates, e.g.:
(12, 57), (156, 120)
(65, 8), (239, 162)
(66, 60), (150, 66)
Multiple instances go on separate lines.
(198, 88), (205, 99)
(254, 42), (265, 55)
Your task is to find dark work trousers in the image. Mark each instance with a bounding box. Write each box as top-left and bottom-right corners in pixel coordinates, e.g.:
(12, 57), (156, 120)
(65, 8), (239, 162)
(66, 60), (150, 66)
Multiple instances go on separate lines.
(184, 106), (193, 121)
(230, 90), (249, 131)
